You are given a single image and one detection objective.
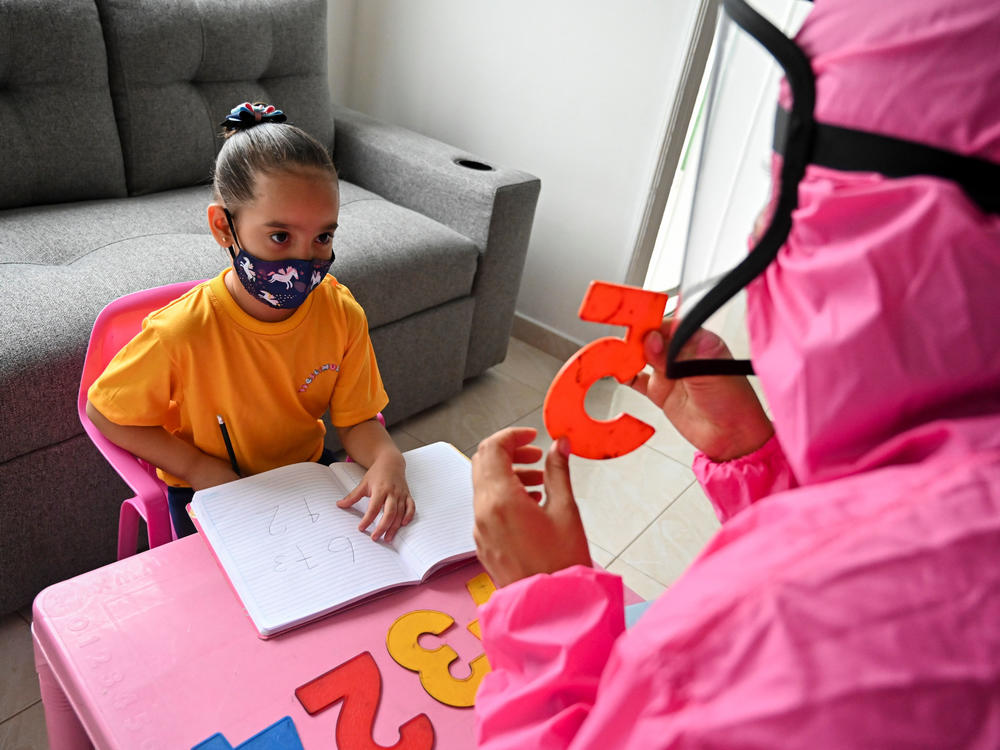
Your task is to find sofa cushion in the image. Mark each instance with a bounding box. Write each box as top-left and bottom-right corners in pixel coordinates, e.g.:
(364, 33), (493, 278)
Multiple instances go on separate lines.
(0, 181), (478, 463)
(335, 186), (480, 329)
(0, 183), (479, 319)
(96, 0), (334, 196)
(0, 0), (127, 209)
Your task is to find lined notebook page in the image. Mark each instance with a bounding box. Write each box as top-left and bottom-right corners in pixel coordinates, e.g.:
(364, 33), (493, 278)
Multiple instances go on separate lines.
(193, 462), (411, 636)
(191, 442), (475, 636)
(330, 442), (476, 578)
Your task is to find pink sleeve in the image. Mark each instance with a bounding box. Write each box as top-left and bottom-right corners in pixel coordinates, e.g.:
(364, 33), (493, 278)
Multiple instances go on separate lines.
(475, 566), (625, 749)
(693, 434), (798, 523)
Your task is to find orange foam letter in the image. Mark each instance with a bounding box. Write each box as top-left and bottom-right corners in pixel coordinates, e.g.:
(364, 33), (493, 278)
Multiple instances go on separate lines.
(544, 281), (668, 459)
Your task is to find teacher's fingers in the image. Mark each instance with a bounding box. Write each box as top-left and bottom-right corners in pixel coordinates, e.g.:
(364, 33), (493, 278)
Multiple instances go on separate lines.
(642, 328), (668, 373)
(542, 438), (576, 516)
(512, 444), (544, 465)
(514, 468), (544, 487)
(475, 427), (538, 465)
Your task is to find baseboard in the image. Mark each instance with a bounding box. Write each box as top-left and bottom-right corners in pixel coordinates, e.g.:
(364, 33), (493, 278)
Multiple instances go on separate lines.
(511, 313), (583, 363)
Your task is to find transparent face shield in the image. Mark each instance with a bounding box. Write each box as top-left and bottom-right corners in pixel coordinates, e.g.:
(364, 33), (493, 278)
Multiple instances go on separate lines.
(666, 0), (814, 378)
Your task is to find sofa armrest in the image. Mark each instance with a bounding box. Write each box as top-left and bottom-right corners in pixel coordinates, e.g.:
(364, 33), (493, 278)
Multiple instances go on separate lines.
(331, 104), (541, 378)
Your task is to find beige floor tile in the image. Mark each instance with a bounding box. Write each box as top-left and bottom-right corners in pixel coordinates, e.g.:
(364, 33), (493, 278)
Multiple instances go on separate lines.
(494, 337), (567, 394)
(0, 614), (40, 722)
(618, 482), (721, 588)
(570, 446), (695, 558)
(398, 370), (544, 454)
(0, 701), (49, 750)
(588, 542), (614, 569)
(606, 558), (667, 601)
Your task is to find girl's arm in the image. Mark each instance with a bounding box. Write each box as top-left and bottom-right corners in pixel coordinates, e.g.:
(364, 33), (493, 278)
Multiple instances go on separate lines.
(86, 400), (239, 490)
(335, 418), (415, 542)
(336, 417), (401, 469)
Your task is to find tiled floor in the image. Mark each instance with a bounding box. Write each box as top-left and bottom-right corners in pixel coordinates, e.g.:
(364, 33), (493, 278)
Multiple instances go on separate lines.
(0, 336), (724, 748)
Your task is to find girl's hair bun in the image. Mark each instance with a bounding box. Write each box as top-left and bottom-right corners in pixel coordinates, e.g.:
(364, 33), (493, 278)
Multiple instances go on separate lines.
(219, 101), (287, 137)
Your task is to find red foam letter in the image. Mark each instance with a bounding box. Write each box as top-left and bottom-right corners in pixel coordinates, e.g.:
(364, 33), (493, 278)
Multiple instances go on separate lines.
(295, 651), (434, 750)
(544, 281), (668, 459)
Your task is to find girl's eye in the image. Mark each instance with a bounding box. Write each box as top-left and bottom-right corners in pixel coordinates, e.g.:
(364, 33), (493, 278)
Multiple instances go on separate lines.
(269, 232), (290, 244)
(316, 232), (334, 245)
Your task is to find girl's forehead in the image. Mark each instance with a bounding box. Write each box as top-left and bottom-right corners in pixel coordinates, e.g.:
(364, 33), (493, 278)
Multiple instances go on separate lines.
(255, 166), (337, 193)
(246, 168), (339, 218)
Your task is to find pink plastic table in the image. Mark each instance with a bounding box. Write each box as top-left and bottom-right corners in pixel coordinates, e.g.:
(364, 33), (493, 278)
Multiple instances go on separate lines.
(32, 534), (510, 750)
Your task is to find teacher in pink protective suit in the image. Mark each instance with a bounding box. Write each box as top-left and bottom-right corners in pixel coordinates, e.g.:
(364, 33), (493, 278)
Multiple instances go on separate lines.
(471, 0), (1000, 747)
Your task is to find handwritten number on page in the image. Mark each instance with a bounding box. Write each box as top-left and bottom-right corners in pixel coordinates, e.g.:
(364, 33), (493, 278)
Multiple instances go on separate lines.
(268, 505), (286, 535)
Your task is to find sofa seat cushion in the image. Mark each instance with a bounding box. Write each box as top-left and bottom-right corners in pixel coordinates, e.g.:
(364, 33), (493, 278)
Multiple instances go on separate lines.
(0, 182), (478, 318)
(0, 187), (210, 266)
(0, 181), (478, 463)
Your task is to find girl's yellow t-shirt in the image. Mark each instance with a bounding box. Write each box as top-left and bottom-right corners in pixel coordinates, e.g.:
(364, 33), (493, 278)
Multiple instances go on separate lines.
(88, 270), (388, 486)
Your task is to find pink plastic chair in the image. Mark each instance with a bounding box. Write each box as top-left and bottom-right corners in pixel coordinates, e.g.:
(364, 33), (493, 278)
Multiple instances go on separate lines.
(79, 280), (203, 559)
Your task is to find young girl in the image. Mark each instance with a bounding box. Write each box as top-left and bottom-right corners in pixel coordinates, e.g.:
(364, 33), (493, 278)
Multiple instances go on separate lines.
(87, 102), (414, 543)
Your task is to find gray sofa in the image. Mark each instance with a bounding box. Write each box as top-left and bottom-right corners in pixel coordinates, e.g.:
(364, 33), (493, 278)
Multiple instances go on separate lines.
(0, 0), (540, 615)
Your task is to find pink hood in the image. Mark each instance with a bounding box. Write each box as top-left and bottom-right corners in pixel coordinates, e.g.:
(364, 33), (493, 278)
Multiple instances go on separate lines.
(749, 0), (1000, 486)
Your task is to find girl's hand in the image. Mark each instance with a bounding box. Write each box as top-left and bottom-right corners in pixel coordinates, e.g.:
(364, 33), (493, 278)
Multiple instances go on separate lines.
(472, 427), (591, 587)
(337, 453), (415, 543)
(631, 324), (773, 462)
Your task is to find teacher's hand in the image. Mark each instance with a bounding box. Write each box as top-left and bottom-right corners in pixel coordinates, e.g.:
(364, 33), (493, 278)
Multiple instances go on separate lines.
(472, 427), (592, 587)
(632, 324), (773, 462)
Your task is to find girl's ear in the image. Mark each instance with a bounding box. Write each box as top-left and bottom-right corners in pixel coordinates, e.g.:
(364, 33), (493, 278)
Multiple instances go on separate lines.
(207, 203), (233, 247)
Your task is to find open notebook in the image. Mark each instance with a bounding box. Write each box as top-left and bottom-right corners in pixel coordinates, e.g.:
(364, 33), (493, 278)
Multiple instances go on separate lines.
(190, 441), (476, 638)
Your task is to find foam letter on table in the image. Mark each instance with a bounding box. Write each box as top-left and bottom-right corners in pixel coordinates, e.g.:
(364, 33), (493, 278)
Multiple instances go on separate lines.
(386, 610), (491, 708)
(295, 651), (434, 750)
(464, 571), (497, 640)
(544, 281), (669, 459)
(191, 716), (304, 750)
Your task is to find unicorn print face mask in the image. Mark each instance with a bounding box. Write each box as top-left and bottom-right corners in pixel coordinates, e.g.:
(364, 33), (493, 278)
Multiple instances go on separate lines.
(224, 209), (334, 309)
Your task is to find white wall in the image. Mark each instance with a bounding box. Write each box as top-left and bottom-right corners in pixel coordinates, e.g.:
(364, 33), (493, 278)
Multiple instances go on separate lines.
(327, 0), (697, 345)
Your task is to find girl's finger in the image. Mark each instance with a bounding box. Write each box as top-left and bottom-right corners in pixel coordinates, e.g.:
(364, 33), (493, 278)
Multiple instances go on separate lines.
(401, 496), (416, 526)
(337, 479), (369, 508)
(372, 496), (399, 541)
(357, 497), (382, 534)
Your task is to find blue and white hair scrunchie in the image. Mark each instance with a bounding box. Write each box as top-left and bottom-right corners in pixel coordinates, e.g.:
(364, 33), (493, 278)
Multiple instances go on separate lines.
(220, 101), (287, 131)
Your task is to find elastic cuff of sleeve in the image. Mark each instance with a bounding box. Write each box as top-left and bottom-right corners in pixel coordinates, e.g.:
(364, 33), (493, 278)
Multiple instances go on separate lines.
(693, 434), (795, 523)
